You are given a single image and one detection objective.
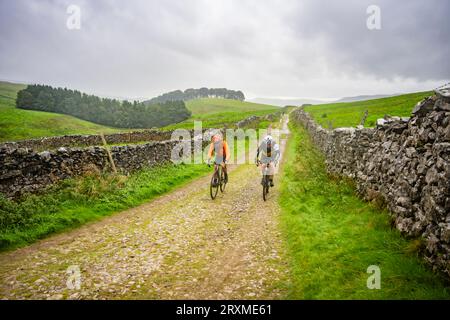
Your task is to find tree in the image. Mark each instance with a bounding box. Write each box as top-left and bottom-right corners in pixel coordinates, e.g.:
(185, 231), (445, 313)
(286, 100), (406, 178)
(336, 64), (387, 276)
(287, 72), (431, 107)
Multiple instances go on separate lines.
(145, 87), (246, 104)
(16, 90), (33, 109)
(15, 84), (191, 128)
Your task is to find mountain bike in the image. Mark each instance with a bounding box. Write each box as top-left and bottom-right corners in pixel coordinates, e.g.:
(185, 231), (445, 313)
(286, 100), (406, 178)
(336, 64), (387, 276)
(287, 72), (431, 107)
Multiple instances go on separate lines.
(209, 163), (227, 200)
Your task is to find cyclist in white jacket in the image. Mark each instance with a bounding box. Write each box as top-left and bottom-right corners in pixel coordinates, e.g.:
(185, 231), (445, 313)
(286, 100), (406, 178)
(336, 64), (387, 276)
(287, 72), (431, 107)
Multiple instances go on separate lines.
(255, 135), (280, 187)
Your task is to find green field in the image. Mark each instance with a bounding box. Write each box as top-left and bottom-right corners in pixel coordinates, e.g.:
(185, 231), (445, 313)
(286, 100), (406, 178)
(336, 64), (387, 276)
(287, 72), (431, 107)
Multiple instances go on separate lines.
(0, 81), (125, 142)
(163, 109), (280, 130)
(0, 82), (279, 141)
(280, 123), (450, 299)
(304, 91), (433, 128)
(186, 98), (278, 115)
(164, 98), (280, 130)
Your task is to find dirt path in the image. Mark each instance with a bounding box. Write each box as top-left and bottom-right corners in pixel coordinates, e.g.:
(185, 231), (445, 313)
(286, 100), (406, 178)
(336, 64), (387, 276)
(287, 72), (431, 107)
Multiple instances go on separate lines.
(0, 117), (291, 300)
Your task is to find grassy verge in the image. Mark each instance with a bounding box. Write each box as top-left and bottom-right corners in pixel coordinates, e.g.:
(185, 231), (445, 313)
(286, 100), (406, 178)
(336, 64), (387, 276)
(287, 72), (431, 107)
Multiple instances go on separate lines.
(279, 123), (450, 299)
(0, 163), (210, 251)
(304, 91), (432, 128)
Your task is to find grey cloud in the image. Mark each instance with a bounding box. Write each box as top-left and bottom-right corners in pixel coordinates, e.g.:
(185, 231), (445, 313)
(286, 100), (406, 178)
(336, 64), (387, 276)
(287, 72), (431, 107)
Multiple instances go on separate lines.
(288, 0), (450, 80)
(0, 0), (448, 99)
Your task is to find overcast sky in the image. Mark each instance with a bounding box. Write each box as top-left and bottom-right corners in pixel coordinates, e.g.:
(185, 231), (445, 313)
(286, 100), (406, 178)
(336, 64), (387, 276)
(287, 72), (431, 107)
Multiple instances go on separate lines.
(0, 0), (449, 100)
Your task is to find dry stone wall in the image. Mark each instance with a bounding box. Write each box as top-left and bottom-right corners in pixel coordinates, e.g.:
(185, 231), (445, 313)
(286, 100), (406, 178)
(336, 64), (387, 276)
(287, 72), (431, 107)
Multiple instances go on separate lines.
(0, 130), (174, 151)
(236, 110), (284, 128)
(0, 139), (209, 199)
(292, 89), (450, 276)
(1, 109), (284, 150)
(0, 111), (281, 199)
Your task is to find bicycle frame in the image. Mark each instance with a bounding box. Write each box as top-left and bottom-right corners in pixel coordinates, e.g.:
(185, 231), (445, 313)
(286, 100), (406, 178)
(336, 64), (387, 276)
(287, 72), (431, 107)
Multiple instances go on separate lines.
(257, 161), (273, 201)
(210, 162), (227, 200)
(259, 161), (273, 176)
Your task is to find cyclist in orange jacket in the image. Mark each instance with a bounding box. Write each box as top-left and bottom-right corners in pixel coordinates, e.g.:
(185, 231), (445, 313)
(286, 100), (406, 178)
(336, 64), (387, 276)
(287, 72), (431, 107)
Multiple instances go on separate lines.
(207, 133), (230, 183)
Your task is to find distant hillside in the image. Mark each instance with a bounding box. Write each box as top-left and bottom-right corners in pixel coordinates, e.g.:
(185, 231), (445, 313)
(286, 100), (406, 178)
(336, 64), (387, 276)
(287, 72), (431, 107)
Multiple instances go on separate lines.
(249, 94), (402, 106)
(304, 91), (433, 128)
(145, 88), (245, 105)
(0, 81), (125, 142)
(248, 97), (327, 107)
(335, 93), (399, 103)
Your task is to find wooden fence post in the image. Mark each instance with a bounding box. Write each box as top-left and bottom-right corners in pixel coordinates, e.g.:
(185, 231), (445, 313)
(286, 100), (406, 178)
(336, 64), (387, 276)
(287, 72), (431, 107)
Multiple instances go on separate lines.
(360, 110), (369, 126)
(100, 133), (117, 174)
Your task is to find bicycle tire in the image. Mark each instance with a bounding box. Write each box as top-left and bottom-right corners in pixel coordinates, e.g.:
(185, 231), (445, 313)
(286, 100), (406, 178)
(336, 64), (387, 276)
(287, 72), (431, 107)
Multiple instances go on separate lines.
(220, 167), (227, 192)
(263, 175), (269, 201)
(210, 166), (220, 200)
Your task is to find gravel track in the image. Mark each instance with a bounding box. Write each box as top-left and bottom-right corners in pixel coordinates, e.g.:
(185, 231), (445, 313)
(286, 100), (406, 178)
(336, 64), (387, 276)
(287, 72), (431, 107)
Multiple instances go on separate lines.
(0, 118), (291, 300)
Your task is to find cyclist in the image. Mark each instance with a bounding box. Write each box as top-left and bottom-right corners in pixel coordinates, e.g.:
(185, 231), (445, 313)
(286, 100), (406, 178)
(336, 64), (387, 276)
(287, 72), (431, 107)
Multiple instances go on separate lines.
(207, 133), (230, 183)
(256, 135), (280, 187)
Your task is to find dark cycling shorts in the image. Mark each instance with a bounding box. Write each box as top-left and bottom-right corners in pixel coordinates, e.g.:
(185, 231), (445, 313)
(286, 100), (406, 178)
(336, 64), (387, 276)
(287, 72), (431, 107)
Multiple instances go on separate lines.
(260, 155), (275, 164)
(214, 156), (226, 165)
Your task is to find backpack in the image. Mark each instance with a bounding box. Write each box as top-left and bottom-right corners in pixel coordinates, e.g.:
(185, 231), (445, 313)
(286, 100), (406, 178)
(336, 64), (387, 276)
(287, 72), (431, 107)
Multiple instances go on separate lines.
(214, 140), (227, 158)
(266, 140), (272, 157)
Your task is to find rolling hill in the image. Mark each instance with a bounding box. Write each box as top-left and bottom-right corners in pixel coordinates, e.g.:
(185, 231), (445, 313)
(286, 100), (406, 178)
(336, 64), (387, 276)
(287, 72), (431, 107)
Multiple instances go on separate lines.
(186, 98), (278, 115)
(0, 81), (125, 142)
(163, 98), (279, 129)
(304, 91), (433, 128)
(248, 97), (327, 107)
(248, 94), (400, 107)
(335, 93), (398, 103)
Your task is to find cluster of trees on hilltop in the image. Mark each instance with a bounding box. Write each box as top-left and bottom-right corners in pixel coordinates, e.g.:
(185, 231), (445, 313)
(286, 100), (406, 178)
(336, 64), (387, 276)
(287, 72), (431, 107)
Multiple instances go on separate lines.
(16, 85), (191, 128)
(146, 87), (245, 104)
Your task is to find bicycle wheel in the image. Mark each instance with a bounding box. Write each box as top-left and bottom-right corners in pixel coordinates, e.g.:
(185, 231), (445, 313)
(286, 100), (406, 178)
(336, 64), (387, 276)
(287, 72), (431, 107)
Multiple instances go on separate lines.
(220, 167), (227, 192)
(210, 166), (220, 200)
(262, 175), (269, 201)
